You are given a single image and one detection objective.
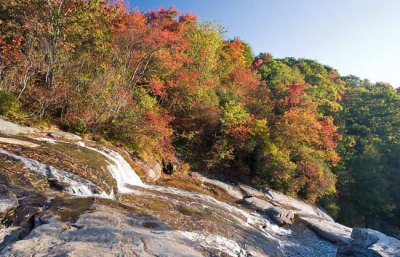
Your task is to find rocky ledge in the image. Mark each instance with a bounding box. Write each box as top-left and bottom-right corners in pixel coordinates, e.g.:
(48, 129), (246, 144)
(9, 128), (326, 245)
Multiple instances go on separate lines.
(1, 117), (400, 257)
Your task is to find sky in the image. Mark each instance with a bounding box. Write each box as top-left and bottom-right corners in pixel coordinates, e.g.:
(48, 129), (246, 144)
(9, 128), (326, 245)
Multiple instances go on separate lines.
(128, 0), (400, 87)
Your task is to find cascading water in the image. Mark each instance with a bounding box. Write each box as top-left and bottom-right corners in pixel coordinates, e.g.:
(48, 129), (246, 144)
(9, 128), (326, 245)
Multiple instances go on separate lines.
(23, 138), (289, 235)
(74, 141), (290, 235)
(0, 148), (112, 198)
(77, 143), (145, 193)
(1, 136), (340, 256)
(30, 137), (145, 193)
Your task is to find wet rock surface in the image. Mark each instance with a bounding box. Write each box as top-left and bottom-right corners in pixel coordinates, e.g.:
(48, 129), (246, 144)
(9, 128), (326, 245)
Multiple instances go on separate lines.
(47, 131), (82, 141)
(1, 119), (399, 256)
(0, 118), (38, 136)
(1, 206), (208, 257)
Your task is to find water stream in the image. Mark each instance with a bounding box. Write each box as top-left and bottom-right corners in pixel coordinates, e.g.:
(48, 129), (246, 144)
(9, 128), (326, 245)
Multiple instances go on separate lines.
(75, 141), (288, 234)
(0, 137), (338, 256)
(79, 143), (145, 192)
(0, 148), (112, 198)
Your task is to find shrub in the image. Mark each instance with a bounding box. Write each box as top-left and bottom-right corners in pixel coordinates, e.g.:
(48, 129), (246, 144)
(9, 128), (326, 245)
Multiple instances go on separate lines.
(70, 119), (88, 135)
(178, 163), (191, 174)
(325, 202), (340, 219)
(0, 90), (20, 118)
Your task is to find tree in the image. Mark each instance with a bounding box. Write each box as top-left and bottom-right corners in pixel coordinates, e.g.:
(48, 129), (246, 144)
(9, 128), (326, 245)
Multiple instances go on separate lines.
(335, 82), (400, 230)
(254, 55), (342, 202)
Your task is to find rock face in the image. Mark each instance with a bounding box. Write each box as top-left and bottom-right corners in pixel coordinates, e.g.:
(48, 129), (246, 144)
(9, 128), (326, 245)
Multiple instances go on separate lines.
(0, 118), (38, 135)
(1, 206), (209, 257)
(193, 172), (244, 200)
(0, 137), (39, 148)
(0, 117), (81, 141)
(193, 174), (400, 256)
(47, 131), (82, 141)
(244, 196), (295, 225)
(1, 119), (399, 257)
(0, 185), (18, 214)
(300, 216), (352, 245)
(263, 188), (334, 221)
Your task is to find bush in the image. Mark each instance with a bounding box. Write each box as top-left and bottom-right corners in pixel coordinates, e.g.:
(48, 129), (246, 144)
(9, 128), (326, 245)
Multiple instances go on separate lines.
(0, 90), (20, 118)
(93, 135), (108, 145)
(70, 119), (88, 135)
(325, 203), (340, 219)
(178, 163), (191, 174)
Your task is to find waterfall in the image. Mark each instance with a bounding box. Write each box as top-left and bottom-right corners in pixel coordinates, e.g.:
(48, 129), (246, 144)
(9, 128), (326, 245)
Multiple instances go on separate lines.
(4, 137), (314, 255)
(23, 138), (287, 236)
(77, 143), (145, 193)
(33, 140), (288, 236)
(29, 138), (145, 193)
(0, 148), (112, 199)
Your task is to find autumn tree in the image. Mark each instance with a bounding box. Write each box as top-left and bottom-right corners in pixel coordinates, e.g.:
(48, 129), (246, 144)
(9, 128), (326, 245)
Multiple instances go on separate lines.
(3, 2), (400, 235)
(253, 55), (342, 202)
(0, 0), (112, 118)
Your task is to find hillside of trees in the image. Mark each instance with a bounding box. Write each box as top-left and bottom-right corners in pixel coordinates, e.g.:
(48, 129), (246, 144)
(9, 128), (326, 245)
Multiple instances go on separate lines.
(1, 0), (399, 237)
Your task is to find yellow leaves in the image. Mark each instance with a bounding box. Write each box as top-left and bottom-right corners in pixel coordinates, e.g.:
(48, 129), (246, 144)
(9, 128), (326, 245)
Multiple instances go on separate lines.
(250, 119), (269, 137)
(220, 100), (250, 128)
(136, 89), (157, 112)
(179, 131), (198, 141)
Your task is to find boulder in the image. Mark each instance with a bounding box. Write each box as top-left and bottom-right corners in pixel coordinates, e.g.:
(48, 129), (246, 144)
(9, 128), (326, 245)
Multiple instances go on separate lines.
(264, 188), (334, 221)
(239, 184), (265, 198)
(242, 193), (353, 245)
(193, 173), (244, 200)
(134, 158), (162, 183)
(337, 228), (400, 257)
(47, 131), (82, 141)
(244, 197), (295, 225)
(299, 216), (352, 245)
(0, 185), (18, 214)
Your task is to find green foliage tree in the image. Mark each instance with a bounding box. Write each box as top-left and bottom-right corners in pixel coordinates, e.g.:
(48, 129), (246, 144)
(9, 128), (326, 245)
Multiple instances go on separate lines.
(335, 82), (400, 233)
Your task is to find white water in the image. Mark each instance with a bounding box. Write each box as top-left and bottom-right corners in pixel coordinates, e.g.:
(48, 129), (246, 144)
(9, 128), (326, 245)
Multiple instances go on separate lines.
(29, 138), (145, 193)
(57, 141), (289, 237)
(0, 148), (112, 199)
(74, 142), (289, 236)
(180, 231), (249, 257)
(65, 140), (290, 241)
(1, 135), (343, 256)
(130, 185), (290, 237)
(6, 138), (289, 237)
(77, 142), (145, 193)
(31, 137), (58, 144)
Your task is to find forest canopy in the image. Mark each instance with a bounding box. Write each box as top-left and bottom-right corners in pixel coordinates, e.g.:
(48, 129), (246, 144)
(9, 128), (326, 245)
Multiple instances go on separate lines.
(1, 0), (399, 238)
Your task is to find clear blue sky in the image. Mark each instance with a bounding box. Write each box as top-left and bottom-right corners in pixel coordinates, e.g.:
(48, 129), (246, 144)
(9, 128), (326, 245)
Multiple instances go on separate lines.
(128, 0), (400, 87)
